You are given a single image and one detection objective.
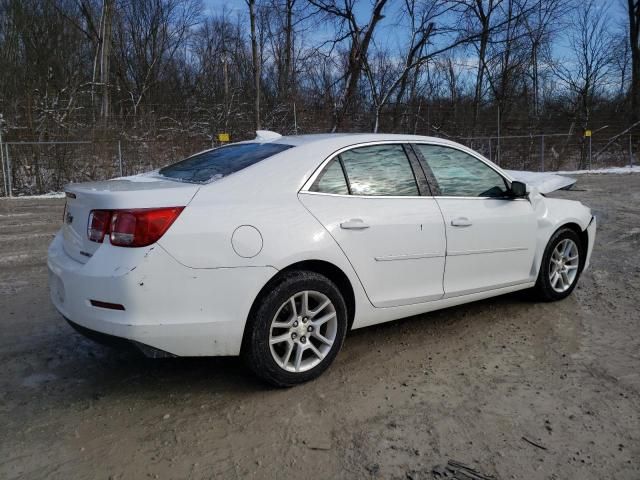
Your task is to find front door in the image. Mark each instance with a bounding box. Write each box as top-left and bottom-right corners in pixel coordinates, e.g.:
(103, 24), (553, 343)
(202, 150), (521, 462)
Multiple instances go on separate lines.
(299, 144), (446, 307)
(412, 143), (537, 298)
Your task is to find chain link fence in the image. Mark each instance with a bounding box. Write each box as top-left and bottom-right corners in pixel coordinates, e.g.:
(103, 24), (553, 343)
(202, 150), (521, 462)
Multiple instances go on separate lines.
(0, 131), (637, 197)
(459, 133), (638, 172)
(0, 138), (212, 196)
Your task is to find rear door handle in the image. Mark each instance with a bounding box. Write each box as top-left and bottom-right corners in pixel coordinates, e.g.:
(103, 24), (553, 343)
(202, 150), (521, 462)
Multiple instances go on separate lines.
(340, 218), (370, 230)
(451, 217), (472, 227)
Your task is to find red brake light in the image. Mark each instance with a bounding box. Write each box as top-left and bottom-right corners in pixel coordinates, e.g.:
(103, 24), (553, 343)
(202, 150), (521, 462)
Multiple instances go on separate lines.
(110, 207), (184, 247)
(88, 210), (112, 243)
(87, 207), (184, 247)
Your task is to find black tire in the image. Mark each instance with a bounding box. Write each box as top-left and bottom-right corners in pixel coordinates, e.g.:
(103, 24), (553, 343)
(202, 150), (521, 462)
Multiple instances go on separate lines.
(533, 227), (583, 302)
(242, 270), (348, 387)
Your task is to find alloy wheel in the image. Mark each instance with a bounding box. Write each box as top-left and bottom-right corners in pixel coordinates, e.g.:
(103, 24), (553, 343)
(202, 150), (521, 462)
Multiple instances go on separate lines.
(269, 290), (338, 372)
(549, 238), (579, 293)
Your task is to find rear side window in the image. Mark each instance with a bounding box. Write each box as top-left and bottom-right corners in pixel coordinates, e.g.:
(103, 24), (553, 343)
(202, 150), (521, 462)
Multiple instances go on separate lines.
(340, 145), (419, 196)
(310, 159), (349, 194)
(159, 143), (293, 183)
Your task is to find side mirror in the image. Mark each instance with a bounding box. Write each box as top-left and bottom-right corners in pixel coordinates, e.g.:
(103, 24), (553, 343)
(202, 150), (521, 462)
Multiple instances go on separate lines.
(510, 180), (527, 198)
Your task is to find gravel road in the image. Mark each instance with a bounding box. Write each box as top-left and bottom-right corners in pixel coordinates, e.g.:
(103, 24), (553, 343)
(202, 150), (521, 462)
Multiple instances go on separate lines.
(1, 174), (639, 479)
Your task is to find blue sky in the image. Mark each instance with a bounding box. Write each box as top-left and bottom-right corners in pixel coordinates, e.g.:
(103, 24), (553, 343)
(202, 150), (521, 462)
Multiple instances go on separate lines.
(200, 0), (629, 64)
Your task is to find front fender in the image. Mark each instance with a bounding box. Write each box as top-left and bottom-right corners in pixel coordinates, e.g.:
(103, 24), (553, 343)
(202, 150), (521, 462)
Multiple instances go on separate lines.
(529, 191), (593, 279)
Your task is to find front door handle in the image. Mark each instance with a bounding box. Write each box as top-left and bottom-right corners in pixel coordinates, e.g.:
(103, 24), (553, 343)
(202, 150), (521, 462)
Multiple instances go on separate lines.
(451, 217), (472, 227)
(340, 218), (370, 230)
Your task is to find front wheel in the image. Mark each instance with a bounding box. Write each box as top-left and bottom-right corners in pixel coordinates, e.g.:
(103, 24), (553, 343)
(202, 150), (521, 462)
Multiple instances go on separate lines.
(533, 227), (583, 301)
(242, 271), (348, 387)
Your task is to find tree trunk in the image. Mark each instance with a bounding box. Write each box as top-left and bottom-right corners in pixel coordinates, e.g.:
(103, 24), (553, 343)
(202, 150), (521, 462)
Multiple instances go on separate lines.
(332, 0), (388, 132)
(281, 0), (294, 100)
(100, 0), (113, 125)
(472, 0), (493, 134)
(248, 0), (261, 131)
(629, 0), (640, 123)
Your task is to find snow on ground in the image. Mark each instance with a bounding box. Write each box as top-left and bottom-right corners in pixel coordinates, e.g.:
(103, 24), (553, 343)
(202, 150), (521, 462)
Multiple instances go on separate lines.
(8, 192), (66, 199)
(557, 165), (640, 175)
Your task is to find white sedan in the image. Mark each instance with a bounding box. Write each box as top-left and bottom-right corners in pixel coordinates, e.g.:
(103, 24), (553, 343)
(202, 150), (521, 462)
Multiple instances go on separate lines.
(48, 132), (596, 386)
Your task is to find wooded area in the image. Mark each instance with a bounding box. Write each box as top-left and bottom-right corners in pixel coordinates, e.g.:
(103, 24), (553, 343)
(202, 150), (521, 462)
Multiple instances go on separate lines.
(0, 0), (639, 194)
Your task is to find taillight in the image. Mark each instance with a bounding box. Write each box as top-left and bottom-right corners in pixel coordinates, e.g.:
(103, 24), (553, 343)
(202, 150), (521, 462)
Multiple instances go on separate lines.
(88, 210), (112, 242)
(87, 207), (184, 247)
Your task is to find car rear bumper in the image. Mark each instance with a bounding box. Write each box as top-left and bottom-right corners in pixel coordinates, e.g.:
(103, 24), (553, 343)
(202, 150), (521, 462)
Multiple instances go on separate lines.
(48, 232), (277, 356)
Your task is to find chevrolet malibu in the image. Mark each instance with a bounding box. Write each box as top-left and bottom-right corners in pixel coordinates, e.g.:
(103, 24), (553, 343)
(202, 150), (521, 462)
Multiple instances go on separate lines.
(48, 132), (596, 386)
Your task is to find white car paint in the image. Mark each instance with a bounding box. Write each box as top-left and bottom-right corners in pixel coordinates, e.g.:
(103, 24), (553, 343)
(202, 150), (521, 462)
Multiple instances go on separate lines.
(48, 133), (596, 357)
(504, 169), (576, 193)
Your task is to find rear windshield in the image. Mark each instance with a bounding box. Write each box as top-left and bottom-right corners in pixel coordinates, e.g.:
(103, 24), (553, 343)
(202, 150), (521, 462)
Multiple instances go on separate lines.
(158, 142), (293, 183)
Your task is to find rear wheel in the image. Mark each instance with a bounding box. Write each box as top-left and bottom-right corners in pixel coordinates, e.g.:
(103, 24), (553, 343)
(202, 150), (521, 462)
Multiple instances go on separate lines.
(533, 227), (583, 301)
(242, 271), (348, 387)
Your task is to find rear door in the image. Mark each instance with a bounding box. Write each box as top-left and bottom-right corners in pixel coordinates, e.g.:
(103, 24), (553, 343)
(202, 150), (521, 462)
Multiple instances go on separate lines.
(412, 143), (537, 298)
(299, 143), (446, 308)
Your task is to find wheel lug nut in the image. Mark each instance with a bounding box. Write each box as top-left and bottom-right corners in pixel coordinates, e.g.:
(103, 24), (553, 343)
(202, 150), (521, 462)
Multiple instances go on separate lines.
(307, 326), (313, 332)
(300, 336), (307, 343)
(302, 317), (308, 323)
(293, 321), (298, 327)
(291, 333), (297, 339)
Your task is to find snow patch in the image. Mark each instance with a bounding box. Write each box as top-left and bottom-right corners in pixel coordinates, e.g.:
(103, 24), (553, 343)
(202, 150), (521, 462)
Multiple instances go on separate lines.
(8, 192), (66, 199)
(556, 166), (640, 175)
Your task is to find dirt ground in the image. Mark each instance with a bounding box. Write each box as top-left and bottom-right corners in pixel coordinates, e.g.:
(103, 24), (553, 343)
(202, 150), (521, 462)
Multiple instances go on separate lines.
(1, 174), (639, 480)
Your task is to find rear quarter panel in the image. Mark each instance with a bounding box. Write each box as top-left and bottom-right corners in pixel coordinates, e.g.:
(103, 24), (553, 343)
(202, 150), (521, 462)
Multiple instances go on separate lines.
(156, 145), (374, 321)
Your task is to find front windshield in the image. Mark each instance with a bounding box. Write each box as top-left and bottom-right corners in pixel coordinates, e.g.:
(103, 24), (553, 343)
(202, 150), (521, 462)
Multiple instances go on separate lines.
(159, 143), (293, 183)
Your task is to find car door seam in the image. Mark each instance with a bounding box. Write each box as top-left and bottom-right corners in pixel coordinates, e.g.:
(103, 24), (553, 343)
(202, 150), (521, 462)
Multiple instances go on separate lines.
(296, 193), (377, 308)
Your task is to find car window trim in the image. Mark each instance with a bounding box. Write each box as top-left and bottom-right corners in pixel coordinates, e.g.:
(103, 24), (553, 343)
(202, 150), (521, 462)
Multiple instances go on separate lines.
(300, 141), (429, 198)
(406, 143), (439, 196)
(402, 144), (431, 196)
(309, 157), (351, 195)
(336, 155), (353, 195)
(410, 142), (514, 200)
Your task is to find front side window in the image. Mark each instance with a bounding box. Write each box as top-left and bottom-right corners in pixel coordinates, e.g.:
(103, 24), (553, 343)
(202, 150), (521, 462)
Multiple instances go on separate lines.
(415, 145), (508, 197)
(159, 142), (293, 183)
(340, 144), (419, 196)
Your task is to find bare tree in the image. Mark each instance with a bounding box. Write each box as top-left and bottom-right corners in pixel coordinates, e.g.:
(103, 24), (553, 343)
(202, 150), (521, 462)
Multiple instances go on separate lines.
(308, 0), (389, 131)
(363, 0), (438, 132)
(552, 0), (615, 167)
(522, 0), (566, 117)
(247, 0), (261, 130)
(552, 0), (614, 127)
(629, 0), (640, 122)
(112, 0), (201, 117)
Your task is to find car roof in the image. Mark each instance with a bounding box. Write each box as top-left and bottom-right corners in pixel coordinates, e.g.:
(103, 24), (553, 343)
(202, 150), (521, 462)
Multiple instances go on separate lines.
(271, 132), (461, 149)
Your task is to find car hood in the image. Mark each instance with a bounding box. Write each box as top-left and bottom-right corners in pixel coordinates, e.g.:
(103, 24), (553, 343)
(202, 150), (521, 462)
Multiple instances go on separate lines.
(505, 170), (576, 194)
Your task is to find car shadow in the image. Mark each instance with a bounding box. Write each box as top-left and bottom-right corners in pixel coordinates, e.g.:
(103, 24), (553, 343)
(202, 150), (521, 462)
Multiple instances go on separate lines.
(32, 289), (547, 404)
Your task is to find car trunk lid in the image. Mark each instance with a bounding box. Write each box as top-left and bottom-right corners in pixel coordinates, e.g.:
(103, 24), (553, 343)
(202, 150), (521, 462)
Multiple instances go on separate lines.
(62, 175), (199, 263)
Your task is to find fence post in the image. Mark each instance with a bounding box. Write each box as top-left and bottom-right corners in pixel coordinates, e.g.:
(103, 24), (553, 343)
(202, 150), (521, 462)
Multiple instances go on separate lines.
(588, 134), (592, 170)
(5, 143), (12, 197)
(631, 134), (634, 169)
(540, 135), (545, 172)
(118, 140), (123, 177)
(496, 106), (501, 166)
(0, 125), (5, 197)
(293, 102), (298, 135)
